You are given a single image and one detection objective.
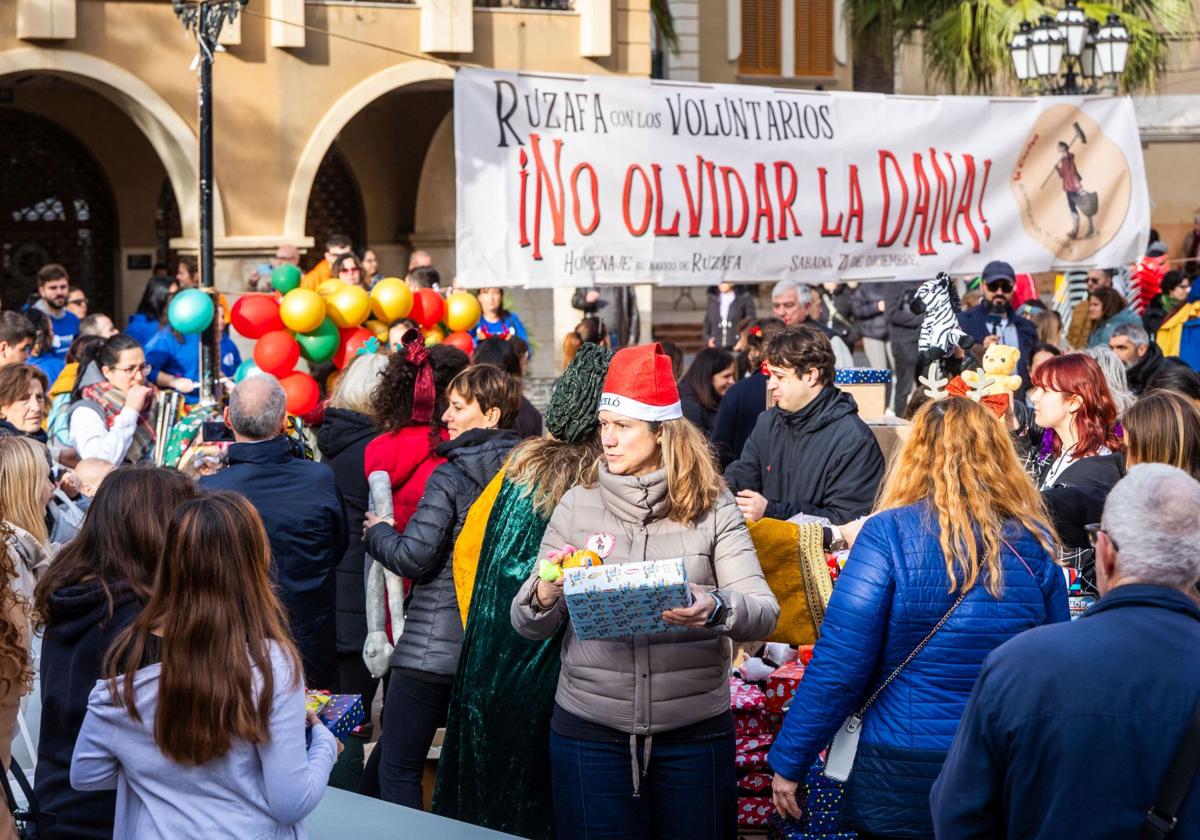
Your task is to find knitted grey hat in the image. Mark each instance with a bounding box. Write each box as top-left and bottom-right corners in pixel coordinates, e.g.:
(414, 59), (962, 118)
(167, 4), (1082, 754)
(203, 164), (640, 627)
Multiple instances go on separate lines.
(545, 343), (614, 444)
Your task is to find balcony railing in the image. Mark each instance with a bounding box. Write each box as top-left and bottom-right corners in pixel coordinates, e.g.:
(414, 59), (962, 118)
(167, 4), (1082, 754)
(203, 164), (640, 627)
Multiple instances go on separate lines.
(474, 0), (574, 9)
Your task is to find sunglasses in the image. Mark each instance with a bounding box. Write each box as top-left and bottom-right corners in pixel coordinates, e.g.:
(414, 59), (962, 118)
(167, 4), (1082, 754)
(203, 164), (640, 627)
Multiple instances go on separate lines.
(985, 280), (1014, 293)
(340, 266), (361, 274)
(1084, 523), (1119, 552)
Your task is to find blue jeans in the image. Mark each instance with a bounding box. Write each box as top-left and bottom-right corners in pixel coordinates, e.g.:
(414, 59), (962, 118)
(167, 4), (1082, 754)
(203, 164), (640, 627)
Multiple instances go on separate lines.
(548, 730), (736, 840)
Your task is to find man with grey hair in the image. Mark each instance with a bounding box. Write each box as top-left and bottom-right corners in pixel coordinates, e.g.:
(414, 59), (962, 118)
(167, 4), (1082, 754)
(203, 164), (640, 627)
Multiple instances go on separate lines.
(772, 280), (853, 366)
(933, 463), (1200, 837)
(1110, 321), (1187, 395)
(201, 376), (347, 690)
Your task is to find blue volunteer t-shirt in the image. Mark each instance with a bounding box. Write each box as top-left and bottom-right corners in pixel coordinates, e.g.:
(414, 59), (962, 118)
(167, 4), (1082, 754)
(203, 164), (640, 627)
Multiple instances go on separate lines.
(48, 310), (79, 360)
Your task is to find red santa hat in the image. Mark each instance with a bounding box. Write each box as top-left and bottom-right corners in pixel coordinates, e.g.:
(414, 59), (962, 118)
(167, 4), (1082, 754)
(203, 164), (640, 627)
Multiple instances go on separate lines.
(598, 343), (682, 422)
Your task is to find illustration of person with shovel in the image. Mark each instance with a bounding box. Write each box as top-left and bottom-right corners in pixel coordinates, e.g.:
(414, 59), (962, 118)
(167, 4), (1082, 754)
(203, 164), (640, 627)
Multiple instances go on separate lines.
(1045, 122), (1098, 239)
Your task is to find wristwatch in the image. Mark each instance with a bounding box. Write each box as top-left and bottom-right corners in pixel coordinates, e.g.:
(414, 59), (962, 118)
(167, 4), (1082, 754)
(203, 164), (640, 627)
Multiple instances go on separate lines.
(704, 590), (729, 628)
(827, 524), (847, 553)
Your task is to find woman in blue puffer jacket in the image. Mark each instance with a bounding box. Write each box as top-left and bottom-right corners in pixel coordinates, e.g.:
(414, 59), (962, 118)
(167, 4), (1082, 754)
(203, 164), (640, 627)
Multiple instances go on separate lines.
(769, 397), (1069, 839)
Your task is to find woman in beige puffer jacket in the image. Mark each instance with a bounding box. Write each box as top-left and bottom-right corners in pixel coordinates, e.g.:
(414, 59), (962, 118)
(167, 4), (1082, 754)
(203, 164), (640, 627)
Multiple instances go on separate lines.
(511, 342), (779, 840)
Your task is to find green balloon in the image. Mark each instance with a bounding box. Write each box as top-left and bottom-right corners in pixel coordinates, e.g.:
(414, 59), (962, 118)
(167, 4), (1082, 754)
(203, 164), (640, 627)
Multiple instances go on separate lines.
(233, 358), (261, 383)
(271, 263), (303, 295)
(296, 317), (340, 363)
(167, 288), (215, 335)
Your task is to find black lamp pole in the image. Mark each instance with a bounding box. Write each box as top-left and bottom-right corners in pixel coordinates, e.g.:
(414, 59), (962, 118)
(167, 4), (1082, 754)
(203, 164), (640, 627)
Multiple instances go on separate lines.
(173, 0), (246, 406)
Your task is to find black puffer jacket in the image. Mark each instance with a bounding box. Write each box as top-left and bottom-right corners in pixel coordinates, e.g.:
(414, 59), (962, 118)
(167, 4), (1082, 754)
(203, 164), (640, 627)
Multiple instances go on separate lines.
(364, 427), (520, 676)
(36, 579), (143, 840)
(1126, 343), (1187, 395)
(316, 407), (378, 656)
(850, 282), (891, 341)
(724, 385), (885, 525)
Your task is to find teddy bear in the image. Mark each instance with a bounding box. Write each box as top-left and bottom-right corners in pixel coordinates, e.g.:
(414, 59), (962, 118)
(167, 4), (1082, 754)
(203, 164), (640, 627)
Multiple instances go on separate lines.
(961, 343), (1023, 399)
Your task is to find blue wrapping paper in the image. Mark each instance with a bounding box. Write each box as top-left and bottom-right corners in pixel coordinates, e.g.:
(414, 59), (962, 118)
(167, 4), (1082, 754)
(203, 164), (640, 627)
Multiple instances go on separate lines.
(834, 368), (892, 385)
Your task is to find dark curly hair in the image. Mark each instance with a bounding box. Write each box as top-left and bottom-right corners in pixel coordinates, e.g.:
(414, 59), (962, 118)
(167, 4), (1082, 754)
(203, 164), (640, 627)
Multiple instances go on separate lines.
(371, 344), (469, 438)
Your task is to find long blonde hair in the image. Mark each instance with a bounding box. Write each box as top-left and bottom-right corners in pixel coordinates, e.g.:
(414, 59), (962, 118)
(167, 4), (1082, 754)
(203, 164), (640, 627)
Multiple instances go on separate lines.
(507, 437), (603, 517)
(0, 436), (49, 545)
(876, 398), (1057, 596)
(656, 417), (723, 524)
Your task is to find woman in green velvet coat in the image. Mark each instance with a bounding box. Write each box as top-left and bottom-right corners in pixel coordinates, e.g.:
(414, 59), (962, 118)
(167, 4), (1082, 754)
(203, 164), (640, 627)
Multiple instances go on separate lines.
(433, 343), (612, 839)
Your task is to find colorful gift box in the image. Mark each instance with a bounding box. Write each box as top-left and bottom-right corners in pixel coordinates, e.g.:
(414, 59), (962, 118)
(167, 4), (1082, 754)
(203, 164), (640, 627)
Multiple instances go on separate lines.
(736, 733), (775, 755)
(564, 558), (691, 641)
(735, 749), (770, 772)
(834, 368), (892, 385)
(730, 676), (766, 710)
(736, 709), (772, 737)
(765, 662), (806, 714)
(305, 689), (332, 715)
(738, 771), (772, 794)
(314, 693), (365, 740)
(738, 796), (775, 828)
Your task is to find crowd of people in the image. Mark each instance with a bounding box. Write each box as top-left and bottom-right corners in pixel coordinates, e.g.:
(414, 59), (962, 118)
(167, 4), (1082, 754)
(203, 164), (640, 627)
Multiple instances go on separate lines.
(0, 236), (1199, 839)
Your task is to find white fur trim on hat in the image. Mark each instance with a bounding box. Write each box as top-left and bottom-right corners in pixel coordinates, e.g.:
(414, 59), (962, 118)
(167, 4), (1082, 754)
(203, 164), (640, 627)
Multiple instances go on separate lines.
(598, 392), (683, 422)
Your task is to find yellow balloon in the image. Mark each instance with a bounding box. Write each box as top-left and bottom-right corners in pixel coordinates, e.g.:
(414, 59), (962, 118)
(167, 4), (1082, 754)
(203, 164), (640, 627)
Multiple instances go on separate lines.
(444, 291), (483, 333)
(317, 278), (345, 298)
(327, 283), (371, 328)
(370, 277), (414, 323)
(279, 288), (326, 334)
(364, 319), (390, 341)
(423, 325), (444, 347)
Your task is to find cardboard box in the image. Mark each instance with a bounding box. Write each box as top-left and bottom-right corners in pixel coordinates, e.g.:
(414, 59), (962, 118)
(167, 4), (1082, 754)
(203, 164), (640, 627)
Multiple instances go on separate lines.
(868, 417), (914, 463)
(838, 382), (887, 419)
(564, 558), (691, 641)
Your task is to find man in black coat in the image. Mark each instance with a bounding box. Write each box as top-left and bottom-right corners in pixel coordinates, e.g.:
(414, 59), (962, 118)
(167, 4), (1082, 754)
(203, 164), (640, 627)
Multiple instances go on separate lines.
(957, 260), (1038, 389)
(1109, 321), (1188, 395)
(724, 324), (884, 525)
(932, 465), (1200, 837)
(201, 376), (347, 690)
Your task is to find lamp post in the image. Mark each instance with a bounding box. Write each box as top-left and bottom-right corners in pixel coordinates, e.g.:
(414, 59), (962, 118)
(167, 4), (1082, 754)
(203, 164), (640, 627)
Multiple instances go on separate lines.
(173, 0), (247, 406)
(1008, 1), (1129, 95)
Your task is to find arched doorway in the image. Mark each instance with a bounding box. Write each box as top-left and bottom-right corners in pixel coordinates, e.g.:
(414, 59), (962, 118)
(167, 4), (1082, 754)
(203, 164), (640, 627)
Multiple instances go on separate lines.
(0, 108), (118, 313)
(303, 146), (366, 272)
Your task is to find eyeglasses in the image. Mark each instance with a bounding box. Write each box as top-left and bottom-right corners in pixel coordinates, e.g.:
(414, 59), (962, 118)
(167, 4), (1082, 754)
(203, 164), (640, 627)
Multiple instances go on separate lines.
(1084, 523), (1119, 552)
(339, 266), (361, 274)
(985, 280), (1014, 293)
(110, 363), (151, 376)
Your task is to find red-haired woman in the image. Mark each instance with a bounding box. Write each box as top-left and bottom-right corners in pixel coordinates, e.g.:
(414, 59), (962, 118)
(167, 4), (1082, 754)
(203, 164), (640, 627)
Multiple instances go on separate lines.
(1029, 353), (1125, 492)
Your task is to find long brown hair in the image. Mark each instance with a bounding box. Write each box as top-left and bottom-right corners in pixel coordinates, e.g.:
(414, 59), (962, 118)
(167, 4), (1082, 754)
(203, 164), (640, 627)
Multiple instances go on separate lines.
(507, 437), (603, 517)
(34, 466), (198, 628)
(0, 539), (31, 695)
(1125, 390), (1200, 480)
(103, 492), (301, 765)
(877, 398), (1057, 597)
(655, 417), (723, 523)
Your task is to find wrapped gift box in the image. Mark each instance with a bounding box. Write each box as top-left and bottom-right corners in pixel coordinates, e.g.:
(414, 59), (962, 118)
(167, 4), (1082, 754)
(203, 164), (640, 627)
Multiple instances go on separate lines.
(765, 662), (806, 714)
(836, 369), (891, 421)
(738, 796), (774, 828)
(736, 733), (775, 755)
(738, 771), (772, 794)
(730, 676), (766, 710)
(311, 693), (365, 740)
(735, 749), (770, 772)
(834, 368), (892, 385)
(736, 709), (772, 737)
(305, 689), (332, 715)
(564, 558), (690, 641)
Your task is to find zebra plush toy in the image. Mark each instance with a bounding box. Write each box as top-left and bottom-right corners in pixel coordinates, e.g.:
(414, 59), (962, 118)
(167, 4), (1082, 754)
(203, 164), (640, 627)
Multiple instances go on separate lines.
(911, 272), (974, 365)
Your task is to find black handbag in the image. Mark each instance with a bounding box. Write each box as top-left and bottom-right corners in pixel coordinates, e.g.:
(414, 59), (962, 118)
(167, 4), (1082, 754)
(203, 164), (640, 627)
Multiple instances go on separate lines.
(0, 757), (54, 839)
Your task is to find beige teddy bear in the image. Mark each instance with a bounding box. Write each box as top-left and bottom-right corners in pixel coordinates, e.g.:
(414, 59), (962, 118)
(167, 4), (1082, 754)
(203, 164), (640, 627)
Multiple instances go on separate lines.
(961, 344), (1023, 398)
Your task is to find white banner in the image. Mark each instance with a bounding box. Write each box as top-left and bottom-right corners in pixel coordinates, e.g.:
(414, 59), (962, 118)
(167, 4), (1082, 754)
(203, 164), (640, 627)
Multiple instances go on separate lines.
(454, 68), (1149, 287)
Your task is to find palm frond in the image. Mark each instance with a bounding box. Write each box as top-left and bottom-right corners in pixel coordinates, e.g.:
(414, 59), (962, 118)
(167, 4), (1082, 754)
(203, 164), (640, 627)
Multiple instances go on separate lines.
(651, 0), (678, 53)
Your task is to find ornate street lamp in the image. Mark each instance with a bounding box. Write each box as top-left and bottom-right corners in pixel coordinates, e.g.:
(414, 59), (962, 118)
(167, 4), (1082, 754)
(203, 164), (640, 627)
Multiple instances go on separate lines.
(173, 0), (248, 406)
(1009, 1), (1129, 96)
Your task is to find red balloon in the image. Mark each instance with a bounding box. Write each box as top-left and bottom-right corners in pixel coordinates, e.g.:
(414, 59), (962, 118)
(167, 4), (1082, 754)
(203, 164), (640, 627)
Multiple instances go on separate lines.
(231, 294), (284, 339)
(333, 326), (374, 370)
(279, 372), (320, 415)
(409, 288), (446, 329)
(253, 330), (300, 376)
(445, 330), (475, 355)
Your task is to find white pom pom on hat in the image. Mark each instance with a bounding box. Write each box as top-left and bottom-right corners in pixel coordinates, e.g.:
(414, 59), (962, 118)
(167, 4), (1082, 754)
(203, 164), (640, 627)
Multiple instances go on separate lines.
(597, 342), (683, 422)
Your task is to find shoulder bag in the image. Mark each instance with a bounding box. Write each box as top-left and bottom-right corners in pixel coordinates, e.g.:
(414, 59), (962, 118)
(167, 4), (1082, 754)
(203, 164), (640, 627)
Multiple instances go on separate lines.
(1140, 693), (1200, 839)
(0, 757), (54, 838)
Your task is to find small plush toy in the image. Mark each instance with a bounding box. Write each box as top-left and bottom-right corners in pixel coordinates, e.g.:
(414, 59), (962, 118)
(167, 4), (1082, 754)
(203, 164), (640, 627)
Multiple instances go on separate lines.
(961, 343), (1022, 398)
(538, 544), (603, 582)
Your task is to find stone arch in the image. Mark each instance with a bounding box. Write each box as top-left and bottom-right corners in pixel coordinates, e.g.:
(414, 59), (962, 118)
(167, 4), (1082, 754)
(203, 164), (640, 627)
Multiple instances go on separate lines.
(282, 60), (455, 241)
(0, 47), (225, 240)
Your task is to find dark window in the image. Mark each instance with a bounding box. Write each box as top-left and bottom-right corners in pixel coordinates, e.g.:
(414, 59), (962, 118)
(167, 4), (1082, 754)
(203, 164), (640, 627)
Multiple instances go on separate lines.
(303, 145), (366, 272)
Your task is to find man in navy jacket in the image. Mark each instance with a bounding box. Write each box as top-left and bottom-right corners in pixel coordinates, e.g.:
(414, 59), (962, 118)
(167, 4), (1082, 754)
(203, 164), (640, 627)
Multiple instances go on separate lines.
(201, 376), (347, 690)
(932, 464), (1200, 838)
(957, 260), (1038, 389)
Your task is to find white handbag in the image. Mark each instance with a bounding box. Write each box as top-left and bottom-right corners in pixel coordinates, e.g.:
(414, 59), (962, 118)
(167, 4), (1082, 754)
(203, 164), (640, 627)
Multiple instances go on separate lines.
(823, 587), (968, 782)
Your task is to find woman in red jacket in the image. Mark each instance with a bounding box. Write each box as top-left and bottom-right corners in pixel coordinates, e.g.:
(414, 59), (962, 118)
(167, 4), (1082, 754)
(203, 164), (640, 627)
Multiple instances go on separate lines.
(365, 339), (471, 529)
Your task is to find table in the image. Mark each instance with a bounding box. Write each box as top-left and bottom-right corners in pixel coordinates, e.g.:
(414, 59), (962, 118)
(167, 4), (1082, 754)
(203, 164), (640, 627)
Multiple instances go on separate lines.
(307, 788), (519, 838)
